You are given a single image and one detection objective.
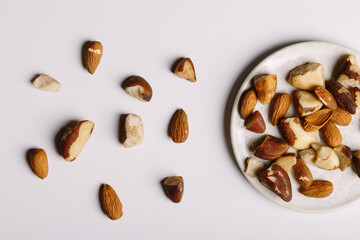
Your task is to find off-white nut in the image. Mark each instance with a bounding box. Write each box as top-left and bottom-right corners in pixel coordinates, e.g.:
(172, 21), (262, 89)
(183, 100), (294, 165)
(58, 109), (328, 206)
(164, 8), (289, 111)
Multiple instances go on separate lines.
(120, 114), (144, 148)
(123, 76), (153, 102)
(245, 157), (264, 178)
(254, 74), (277, 105)
(32, 74), (61, 92)
(274, 153), (296, 174)
(287, 63), (324, 90)
(174, 57), (196, 82)
(312, 144), (339, 171)
(333, 145), (352, 171)
(299, 148), (316, 164)
(295, 90), (323, 117)
(337, 55), (360, 87)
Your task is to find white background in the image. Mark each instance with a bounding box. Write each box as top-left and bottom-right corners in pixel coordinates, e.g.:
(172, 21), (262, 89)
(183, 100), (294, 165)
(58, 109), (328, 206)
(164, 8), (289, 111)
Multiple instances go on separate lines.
(1, 0), (360, 239)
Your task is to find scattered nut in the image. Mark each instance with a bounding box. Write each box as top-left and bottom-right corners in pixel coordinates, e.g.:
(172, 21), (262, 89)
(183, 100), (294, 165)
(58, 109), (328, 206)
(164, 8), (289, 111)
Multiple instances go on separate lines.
(122, 76), (153, 102)
(239, 89), (257, 119)
(321, 121), (342, 147)
(162, 176), (184, 203)
(271, 93), (291, 125)
(314, 86), (337, 109)
(299, 180), (333, 198)
(302, 109), (333, 132)
(287, 63), (324, 90)
(274, 153), (296, 174)
(281, 118), (320, 150)
(120, 114), (144, 148)
(295, 90), (323, 117)
(169, 109), (189, 143)
(174, 57), (196, 82)
(299, 148), (316, 164)
(330, 107), (352, 126)
(326, 81), (356, 114)
(253, 135), (290, 160)
(353, 151), (360, 178)
(312, 144), (339, 171)
(245, 157), (264, 178)
(351, 87), (360, 109)
(337, 55), (360, 87)
(32, 74), (61, 92)
(101, 184), (123, 220)
(293, 158), (313, 189)
(246, 111), (266, 133)
(254, 74), (277, 105)
(61, 120), (94, 162)
(29, 148), (48, 179)
(84, 41), (103, 74)
(333, 145), (353, 171)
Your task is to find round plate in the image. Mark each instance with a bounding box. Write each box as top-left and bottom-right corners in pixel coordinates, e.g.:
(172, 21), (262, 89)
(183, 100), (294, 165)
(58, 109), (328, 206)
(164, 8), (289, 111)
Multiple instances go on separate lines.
(230, 41), (360, 213)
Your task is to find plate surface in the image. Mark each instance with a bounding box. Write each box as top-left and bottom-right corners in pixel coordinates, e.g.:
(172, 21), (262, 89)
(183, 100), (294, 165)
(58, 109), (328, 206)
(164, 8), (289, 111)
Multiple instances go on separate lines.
(230, 41), (360, 213)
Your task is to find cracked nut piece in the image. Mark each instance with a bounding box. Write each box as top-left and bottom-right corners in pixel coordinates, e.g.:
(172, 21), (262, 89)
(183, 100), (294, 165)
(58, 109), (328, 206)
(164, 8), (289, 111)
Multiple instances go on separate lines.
(271, 93), (291, 125)
(162, 176), (184, 203)
(123, 76), (152, 102)
(351, 87), (360, 109)
(330, 107), (352, 126)
(254, 74), (277, 105)
(287, 63), (324, 90)
(337, 55), (360, 87)
(314, 86), (337, 109)
(170, 109), (189, 143)
(259, 163), (292, 202)
(293, 158), (313, 188)
(84, 41), (103, 74)
(246, 111), (266, 133)
(302, 109), (333, 132)
(281, 118), (319, 150)
(253, 135), (290, 160)
(240, 89), (257, 119)
(353, 151), (360, 178)
(61, 120), (94, 162)
(32, 74), (61, 92)
(299, 180), (333, 198)
(120, 114), (144, 148)
(29, 148), (48, 179)
(274, 153), (296, 174)
(101, 184), (123, 220)
(333, 145), (352, 171)
(295, 90), (323, 117)
(312, 144), (339, 170)
(321, 121), (342, 147)
(174, 58), (196, 82)
(299, 148), (316, 164)
(326, 81), (356, 114)
(245, 157), (264, 178)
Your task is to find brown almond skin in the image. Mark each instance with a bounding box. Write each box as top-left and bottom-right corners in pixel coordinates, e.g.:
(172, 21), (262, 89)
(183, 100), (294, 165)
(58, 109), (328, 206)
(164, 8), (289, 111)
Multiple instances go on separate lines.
(353, 151), (360, 178)
(101, 184), (123, 220)
(29, 149), (48, 179)
(330, 107), (352, 126)
(170, 109), (189, 143)
(321, 121), (342, 147)
(299, 180), (333, 198)
(302, 109), (333, 132)
(122, 76), (153, 102)
(162, 176), (184, 203)
(314, 86), (337, 109)
(326, 81), (356, 114)
(254, 135), (290, 160)
(84, 41), (103, 74)
(271, 93), (291, 126)
(240, 89), (257, 119)
(293, 158), (313, 188)
(246, 111), (266, 133)
(259, 164), (292, 202)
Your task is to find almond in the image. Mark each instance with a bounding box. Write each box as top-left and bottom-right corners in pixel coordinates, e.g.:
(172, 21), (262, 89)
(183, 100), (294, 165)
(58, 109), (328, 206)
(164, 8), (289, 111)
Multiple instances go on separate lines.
(246, 111), (266, 133)
(254, 74), (277, 105)
(293, 158), (313, 188)
(174, 57), (196, 82)
(29, 149), (48, 179)
(240, 89), (257, 119)
(330, 107), (352, 126)
(170, 109), (189, 143)
(314, 86), (337, 109)
(101, 184), (123, 220)
(271, 93), (291, 125)
(84, 41), (103, 74)
(321, 121), (342, 147)
(299, 180), (333, 198)
(302, 109), (333, 132)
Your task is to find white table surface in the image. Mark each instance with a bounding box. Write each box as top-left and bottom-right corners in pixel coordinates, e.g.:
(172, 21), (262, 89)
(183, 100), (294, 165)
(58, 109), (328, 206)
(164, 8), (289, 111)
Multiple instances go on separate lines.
(1, 0), (360, 239)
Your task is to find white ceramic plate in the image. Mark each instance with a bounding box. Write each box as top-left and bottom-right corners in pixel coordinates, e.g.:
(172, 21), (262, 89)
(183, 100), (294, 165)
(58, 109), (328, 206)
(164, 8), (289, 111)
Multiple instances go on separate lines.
(230, 41), (360, 213)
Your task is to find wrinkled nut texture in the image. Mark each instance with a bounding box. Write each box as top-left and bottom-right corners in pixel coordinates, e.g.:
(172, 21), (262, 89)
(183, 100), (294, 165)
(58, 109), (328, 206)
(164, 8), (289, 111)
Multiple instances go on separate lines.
(121, 114), (144, 148)
(333, 145), (352, 171)
(293, 158), (313, 188)
(274, 153), (296, 174)
(295, 90), (323, 117)
(302, 109), (333, 132)
(123, 76), (153, 102)
(287, 63), (324, 90)
(314, 86), (337, 109)
(240, 89), (257, 119)
(321, 121), (342, 147)
(246, 111), (266, 133)
(337, 55), (360, 87)
(271, 93), (291, 125)
(351, 87), (360, 109)
(32, 74), (61, 92)
(101, 184), (123, 220)
(260, 164), (292, 202)
(174, 58), (196, 82)
(61, 120), (94, 162)
(326, 81), (356, 114)
(163, 176), (184, 203)
(299, 180), (333, 198)
(312, 144), (339, 170)
(253, 135), (290, 160)
(281, 118), (319, 150)
(29, 148), (48, 179)
(330, 107), (352, 126)
(245, 157), (264, 178)
(170, 109), (189, 143)
(84, 41), (103, 74)
(299, 148), (316, 164)
(254, 74), (277, 105)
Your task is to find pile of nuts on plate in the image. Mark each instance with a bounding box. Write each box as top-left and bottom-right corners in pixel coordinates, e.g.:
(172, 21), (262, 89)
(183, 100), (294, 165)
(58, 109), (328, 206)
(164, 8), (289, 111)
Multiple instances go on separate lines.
(240, 55), (360, 202)
(29, 41), (196, 220)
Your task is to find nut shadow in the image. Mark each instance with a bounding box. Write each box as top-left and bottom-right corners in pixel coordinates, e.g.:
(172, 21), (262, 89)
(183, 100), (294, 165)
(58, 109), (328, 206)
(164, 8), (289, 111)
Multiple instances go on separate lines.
(30, 74), (41, 84)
